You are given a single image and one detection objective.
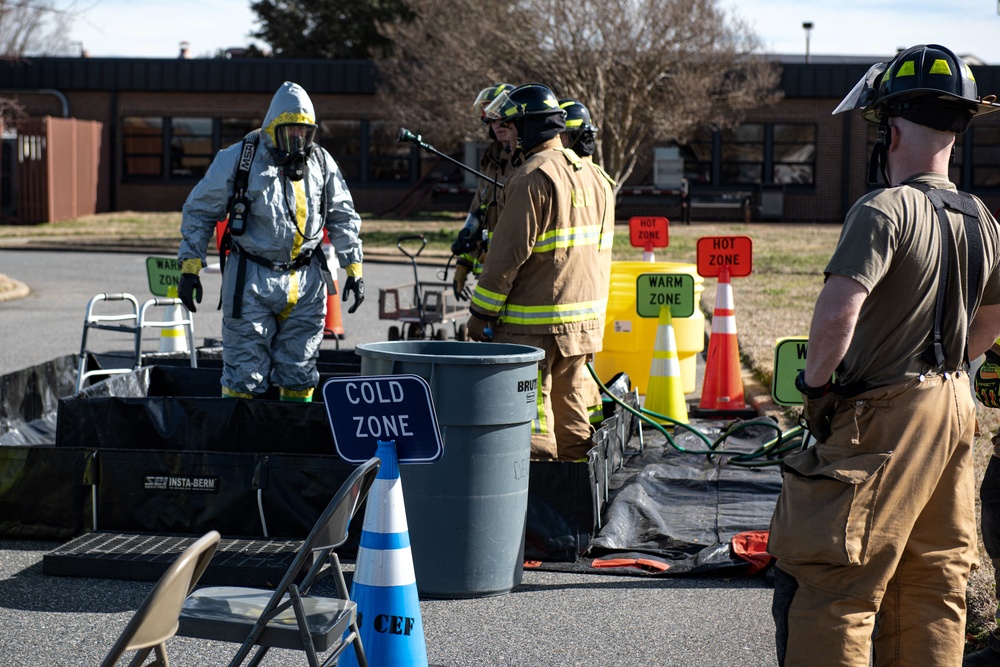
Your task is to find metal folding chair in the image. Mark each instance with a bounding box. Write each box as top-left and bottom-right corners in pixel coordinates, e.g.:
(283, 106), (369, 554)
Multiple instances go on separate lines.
(100, 530), (221, 667)
(177, 457), (381, 667)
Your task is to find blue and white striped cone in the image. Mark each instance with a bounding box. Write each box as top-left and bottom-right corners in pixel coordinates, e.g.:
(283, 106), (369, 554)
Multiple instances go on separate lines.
(341, 439), (428, 667)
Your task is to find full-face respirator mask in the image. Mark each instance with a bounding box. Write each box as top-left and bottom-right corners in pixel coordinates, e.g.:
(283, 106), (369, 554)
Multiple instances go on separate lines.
(274, 122), (317, 181)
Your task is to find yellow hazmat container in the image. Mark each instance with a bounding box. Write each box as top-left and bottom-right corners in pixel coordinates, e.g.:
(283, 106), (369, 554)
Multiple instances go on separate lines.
(593, 261), (705, 395)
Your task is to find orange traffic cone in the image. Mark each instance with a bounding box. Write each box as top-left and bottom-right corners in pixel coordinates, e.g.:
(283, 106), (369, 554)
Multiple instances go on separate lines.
(324, 276), (345, 339)
(322, 232), (345, 340)
(695, 266), (752, 417)
(643, 305), (688, 424)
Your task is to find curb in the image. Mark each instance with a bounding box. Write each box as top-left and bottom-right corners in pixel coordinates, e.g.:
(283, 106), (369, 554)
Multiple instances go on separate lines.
(0, 275), (30, 303)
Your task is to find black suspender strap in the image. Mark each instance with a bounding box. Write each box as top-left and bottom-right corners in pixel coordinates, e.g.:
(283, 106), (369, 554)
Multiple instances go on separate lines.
(918, 187), (984, 368)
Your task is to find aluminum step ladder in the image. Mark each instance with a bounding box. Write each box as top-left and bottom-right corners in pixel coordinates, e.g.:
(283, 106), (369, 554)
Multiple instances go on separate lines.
(75, 292), (197, 393)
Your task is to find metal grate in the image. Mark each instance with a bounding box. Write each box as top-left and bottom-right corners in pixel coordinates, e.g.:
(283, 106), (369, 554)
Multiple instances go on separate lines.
(42, 532), (306, 587)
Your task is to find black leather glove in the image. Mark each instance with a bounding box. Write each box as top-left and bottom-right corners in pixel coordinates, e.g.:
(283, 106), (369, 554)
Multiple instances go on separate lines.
(466, 311), (493, 342)
(453, 261), (473, 301)
(343, 276), (365, 314)
(802, 393), (838, 443)
(178, 272), (203, 313)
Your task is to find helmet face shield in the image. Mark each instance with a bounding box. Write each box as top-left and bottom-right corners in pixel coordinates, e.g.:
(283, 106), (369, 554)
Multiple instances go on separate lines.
(274, 122), (317, 155)
(833, 63), (887, 116)
(483, 91), (517, 123)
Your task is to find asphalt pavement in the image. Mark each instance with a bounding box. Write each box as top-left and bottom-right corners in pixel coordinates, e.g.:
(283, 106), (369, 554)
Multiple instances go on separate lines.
(0, 241), (779, 667)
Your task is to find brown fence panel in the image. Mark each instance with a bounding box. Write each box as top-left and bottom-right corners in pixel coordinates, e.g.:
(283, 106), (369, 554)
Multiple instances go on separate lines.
(15, 117), (103, 224)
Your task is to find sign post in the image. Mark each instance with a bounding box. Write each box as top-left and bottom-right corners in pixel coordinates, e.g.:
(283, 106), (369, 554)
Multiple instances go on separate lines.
(322, 374), (444, 464)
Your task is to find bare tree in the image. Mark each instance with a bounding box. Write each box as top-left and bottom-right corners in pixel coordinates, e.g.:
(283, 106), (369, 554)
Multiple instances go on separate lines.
(376, 0), (782, 189)
(0, 0), (75, 57)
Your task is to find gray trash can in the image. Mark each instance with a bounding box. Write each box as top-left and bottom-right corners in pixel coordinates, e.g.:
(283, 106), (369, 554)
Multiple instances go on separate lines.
(355, 340), (544, 598)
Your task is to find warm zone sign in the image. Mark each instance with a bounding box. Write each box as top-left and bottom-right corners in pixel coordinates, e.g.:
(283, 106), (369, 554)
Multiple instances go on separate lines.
(635, 273), (695, 318)
(772, 337), (808, 406)
(146, 256), (182, 297)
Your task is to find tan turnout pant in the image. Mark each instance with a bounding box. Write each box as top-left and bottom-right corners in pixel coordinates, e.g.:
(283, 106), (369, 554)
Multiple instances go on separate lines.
(769, 372), (978, 666)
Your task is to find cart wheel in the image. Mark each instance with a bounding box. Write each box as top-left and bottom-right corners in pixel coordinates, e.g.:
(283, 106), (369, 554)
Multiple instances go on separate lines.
(388, 326), (401, 341)
(433, 328), (447, 341)
(407, 323), (424, 340)
(456, 323), (469, 341)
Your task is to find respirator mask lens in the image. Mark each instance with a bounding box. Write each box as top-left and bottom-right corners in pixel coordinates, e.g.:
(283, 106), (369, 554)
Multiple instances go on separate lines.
(275, 123), (316, 155)
(275, 123), (316, 181)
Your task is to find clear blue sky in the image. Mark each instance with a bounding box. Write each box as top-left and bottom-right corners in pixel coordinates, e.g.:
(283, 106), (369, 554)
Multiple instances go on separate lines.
(66, 0), (1000, 64)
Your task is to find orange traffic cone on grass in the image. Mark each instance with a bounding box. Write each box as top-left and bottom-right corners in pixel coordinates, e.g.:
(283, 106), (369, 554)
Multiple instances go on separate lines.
(697, 266), (746, 413)
(644, 306), (688, 424)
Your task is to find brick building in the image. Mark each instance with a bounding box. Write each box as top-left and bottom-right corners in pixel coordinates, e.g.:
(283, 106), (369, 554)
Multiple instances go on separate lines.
(3, 54), (1000, 223)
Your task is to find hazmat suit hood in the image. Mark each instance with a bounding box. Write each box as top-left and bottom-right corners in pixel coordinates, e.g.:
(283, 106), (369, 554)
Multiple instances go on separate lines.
(262, 81), (316, 151)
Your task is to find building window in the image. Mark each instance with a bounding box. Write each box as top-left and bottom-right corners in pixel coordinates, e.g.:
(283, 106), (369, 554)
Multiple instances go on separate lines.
(318, 120), (362, 181)
(772, 124), (816, 185)
(677, 122), (816, 189)
(679, 128), (713, 185)
(971, 126), (1000, 188)
(121, 116), (421, 186)
(221, 118), (260, 150)
(368, 120), (412, 183)
(123, 117), (163, 177)
(720, 124), (764, 185)
(170, 117), (213, 179)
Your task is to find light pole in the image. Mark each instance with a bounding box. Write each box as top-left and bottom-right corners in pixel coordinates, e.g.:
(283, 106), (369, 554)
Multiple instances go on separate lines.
(802, 22), (814, 64)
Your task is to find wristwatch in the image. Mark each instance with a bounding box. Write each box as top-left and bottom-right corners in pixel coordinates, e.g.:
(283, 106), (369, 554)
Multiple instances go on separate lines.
(795, 370), (830, 399)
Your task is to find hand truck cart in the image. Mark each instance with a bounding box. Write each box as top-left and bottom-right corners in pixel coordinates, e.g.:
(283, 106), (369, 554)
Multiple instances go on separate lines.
(377, 235), (469, 341)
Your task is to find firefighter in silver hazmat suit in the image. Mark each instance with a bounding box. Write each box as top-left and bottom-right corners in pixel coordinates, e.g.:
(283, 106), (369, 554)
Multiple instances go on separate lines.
(177, 81), (364, 402)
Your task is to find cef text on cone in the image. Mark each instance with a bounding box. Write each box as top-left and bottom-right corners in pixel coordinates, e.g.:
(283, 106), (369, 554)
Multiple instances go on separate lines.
(644, 305), (688, 424)
(698, 265), (745, 411)
(341, 439), (428, 667)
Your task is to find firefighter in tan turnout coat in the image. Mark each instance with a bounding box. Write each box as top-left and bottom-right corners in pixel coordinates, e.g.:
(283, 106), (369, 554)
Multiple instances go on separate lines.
(468, 83), (612, 461)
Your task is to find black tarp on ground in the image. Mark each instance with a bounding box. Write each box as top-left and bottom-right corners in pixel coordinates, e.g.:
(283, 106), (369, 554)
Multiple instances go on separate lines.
(536, 421), (784, 576)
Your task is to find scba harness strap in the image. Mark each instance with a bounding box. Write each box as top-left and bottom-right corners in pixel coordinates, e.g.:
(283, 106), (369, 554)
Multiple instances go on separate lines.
(220, 132), (337, 319)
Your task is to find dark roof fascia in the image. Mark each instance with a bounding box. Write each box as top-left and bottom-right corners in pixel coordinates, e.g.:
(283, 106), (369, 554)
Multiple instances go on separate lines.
(0, 57), (374, 94)
(780, 60), (1000, 99)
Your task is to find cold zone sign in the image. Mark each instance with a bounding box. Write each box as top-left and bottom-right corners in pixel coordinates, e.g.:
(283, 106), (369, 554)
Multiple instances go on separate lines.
(322, 374), (444, 464)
